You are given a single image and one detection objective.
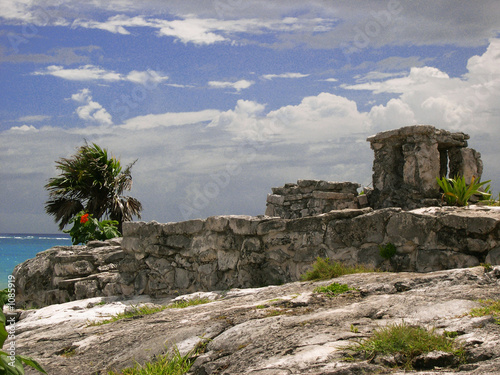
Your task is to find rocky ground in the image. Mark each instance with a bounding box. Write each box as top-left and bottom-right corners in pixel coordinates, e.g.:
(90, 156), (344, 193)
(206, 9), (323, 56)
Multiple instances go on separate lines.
(11, 266), (500, 375)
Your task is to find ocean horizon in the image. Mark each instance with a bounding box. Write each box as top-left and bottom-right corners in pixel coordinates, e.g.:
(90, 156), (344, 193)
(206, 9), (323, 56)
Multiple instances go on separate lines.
(0, 233), (72, 289)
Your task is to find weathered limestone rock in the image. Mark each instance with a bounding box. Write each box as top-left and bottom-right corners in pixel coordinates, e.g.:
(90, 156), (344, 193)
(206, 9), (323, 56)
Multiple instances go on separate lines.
(367, 125), (483, 209)
(13, 266), (500, 375)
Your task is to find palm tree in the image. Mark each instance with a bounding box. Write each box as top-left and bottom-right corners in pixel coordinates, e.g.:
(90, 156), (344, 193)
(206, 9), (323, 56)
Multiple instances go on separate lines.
(45, 142), (142, 232)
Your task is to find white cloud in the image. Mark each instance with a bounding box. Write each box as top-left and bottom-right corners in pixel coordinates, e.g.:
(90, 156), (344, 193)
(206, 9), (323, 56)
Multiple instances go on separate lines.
(8, 124), (38, 132)
(125, 70), (169, 85)
(69, 13), (338, 46)
(70, 89), (113, 126)
(261, 72), (309, 80)
(342, 40), (500, 137)
(16, 115), (51, 122)
(209, 93), (371, 144)
(120, 109), (221, 130)
(208, 80), (254, 92)
(354, 71), (407, 82)
(32, 65), (168, 85)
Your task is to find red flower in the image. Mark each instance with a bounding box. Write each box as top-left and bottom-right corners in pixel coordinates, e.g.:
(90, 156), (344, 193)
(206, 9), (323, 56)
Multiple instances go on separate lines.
(80, 213), (89, 224)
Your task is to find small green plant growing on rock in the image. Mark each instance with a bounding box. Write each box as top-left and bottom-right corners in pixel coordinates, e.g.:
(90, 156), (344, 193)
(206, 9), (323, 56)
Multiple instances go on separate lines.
(379, 243), (397, 260)
(301, 257), (374, 281)
(436, 175), (491, 206)
(314, 282), (357, 297)
(166, 298), (212, 309)
(469, 299), (500, 324)
(346, 321), (465, 370)
(107, 344), (200, 375)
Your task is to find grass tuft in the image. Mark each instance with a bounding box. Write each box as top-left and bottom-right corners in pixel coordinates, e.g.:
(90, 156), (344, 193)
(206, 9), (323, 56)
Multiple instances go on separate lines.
(107, 346), (196, 375)
(301, 257), (375, 281)
(166, 297), (212, 309)
(469, 299), (500, 324)
(314, 282), (357, 297)
(88, 298), (212, 326)
(346, 322), (465, 370)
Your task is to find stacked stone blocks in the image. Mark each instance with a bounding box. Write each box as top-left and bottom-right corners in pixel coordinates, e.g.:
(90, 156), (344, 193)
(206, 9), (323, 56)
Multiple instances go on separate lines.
(265, 179), (363, 219)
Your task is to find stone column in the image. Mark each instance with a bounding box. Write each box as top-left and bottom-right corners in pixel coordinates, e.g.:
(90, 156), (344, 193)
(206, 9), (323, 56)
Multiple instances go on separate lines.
(448, 147), (483, 183)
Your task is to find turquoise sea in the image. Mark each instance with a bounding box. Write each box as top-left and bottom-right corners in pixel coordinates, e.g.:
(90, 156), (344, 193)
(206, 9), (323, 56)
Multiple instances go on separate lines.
(0, 234), (72, 289)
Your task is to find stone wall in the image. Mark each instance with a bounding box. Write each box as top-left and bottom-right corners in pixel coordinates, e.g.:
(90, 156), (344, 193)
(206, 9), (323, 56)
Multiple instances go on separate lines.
(14, 206), (500, 307)
(367, 125), (483, 209)
(265, 180), (365, 219)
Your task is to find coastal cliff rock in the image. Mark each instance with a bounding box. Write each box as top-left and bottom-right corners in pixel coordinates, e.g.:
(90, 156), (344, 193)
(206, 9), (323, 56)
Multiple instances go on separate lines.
(14, 266), (500, 375)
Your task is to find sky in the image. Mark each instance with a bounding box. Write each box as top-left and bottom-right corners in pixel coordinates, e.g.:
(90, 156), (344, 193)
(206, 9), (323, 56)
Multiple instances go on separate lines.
(0, 0), (499, 234)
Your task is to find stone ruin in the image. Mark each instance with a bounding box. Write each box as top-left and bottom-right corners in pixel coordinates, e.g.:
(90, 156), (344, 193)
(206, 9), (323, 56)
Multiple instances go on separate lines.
(264, 180), (364, 219)
(266, 125), (484, 217)
(367, 125), (483, 209)
(13, 125), (498, 308)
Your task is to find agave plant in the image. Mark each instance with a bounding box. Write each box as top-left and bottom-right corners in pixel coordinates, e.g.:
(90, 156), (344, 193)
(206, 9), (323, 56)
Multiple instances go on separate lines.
(436, 175), (491, 206)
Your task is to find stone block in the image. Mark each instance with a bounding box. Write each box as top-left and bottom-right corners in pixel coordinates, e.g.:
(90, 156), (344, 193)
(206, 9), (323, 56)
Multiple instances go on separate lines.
(217, 250), (239, 271)
(265, 204), (276, 217)
(312, 191), (354, 200)
(163, 219), (205, 235)
(267, 194), (285, 205)
(415, 249), (479, 272)
(174, 268), (191, 290)
(205, 216), (229, 232)
(485, 247), (500, 265)
(256, 218), (287, 235)
(166, 234), (192, 249)
(228, 215), (260, 235)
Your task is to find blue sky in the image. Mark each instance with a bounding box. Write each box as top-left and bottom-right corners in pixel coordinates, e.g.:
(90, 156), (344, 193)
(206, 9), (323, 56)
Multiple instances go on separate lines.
(1, 0), (499, 233)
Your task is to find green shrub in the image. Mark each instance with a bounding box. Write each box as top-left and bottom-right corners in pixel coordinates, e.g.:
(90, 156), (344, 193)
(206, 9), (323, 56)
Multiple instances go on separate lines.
(0, 288), (46, 374)
(64, 211), (120, 245)
(436, 175), (491, 206)
(347, 322), (465, 369)
(301, 257), (375, 281)
(379, 243), (397, 260)
(314, 282), (357, 297)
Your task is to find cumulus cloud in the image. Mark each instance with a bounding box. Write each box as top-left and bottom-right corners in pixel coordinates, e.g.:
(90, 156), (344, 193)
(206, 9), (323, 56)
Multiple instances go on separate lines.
(209, 93), (370, 143)
(70, 88), (113, 125)
(342, 39), (500, 136)
(32, 65), (168, 85)
(208, 80), (254, 92)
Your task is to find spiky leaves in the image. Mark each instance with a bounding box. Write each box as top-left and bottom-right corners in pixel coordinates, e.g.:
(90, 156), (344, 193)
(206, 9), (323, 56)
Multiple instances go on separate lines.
(45, 143), (142, 231)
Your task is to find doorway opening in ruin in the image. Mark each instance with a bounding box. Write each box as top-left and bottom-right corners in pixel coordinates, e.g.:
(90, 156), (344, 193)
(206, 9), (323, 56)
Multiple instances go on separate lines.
(393, 145), (404, 188)
(439, 148), (448, 178)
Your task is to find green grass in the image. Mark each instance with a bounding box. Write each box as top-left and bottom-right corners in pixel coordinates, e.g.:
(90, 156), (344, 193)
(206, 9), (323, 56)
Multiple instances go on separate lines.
(88, 305), (168, 326)
(314, 282), (357, 297)
(88, 298), (212, 326)
(469, 299), (500, 324)
(301, 257), (375, 281)
(107, 346), (196, 375)
(166, 297), (212, 309)
(347, 322), (465, 370)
